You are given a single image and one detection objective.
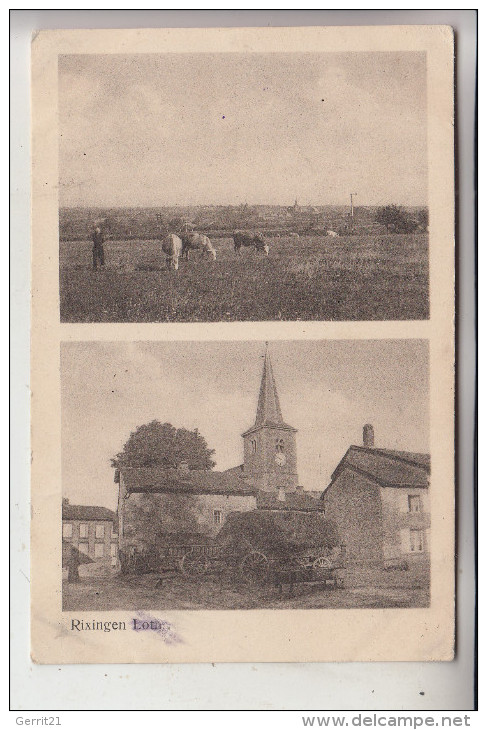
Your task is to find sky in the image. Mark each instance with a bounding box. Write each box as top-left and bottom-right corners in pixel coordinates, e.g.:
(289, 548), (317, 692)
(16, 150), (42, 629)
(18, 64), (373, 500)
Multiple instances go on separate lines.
(61, 340), (429, 510)
(59, 52), (427, 208)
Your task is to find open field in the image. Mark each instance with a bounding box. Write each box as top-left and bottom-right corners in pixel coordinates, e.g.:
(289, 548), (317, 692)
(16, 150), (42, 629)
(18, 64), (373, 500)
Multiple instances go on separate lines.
(63, 565), (429, 611)
(59, 233), (429, 322)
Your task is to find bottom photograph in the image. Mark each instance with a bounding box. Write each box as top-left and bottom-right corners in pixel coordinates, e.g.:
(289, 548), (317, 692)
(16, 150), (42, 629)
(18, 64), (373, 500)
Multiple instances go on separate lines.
(61, 338), (430, 612)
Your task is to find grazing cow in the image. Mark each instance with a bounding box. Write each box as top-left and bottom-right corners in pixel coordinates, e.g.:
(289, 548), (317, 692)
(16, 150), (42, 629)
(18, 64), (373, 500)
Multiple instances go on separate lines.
(233, 230), (270, 256)
(326, 230), (339, 238)
(162, 233), (183, 270)
(181, 232), (217, 261)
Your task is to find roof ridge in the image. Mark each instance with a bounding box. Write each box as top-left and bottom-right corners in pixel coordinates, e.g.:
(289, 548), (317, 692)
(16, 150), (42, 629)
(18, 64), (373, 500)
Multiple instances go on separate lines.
(326, 447), (430, 496)
(119, 466), (216, 473)
(62, 504), (116, 519)
(63, 502), (115, 510)
(344, 463), (428, 489)
(349, 445), (430, 469)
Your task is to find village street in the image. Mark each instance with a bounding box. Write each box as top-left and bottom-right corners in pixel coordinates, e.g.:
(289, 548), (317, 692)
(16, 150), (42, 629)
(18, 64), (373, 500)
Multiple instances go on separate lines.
(63, 571), (429, 612)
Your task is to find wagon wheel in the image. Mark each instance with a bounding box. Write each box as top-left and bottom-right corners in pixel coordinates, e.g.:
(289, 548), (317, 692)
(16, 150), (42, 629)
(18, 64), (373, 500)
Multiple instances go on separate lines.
(240, 551), (269, 584)
(313, 555), (334, 577)
(180, 551), (208, 577)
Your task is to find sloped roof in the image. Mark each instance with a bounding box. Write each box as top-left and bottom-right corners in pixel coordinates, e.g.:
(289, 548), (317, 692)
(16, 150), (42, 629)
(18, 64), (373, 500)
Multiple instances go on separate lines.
(373, 448), (430, 469)
(242, 349), (296, 436)
(256, 491), (324, 512)
(62, 504), (116, 522)
(324, 445), (430, 497)
(117, 467), (324, 511)
(255, 349), (284, 426)
(119, 467), (256, 497)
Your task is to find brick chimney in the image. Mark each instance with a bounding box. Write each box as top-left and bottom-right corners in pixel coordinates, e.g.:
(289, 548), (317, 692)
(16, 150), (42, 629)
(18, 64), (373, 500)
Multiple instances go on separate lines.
(363, 424), (374, 448)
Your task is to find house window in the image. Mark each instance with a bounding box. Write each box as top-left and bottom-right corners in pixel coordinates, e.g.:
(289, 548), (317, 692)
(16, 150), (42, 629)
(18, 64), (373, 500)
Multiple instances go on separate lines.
(79, 523), (88, 538)
(275, 438), (284, 453)
(213, 510), (223, 525)
(410, 529), (424, 552)
(408, 495), (421, 513)
(251, 439), (257, 453)
(110, 543), (118, 557)
(94, 543), (104, 558)
(95, 523), (105, 539)
(78, 542), (89, 555)
(62, 523), (72, 539)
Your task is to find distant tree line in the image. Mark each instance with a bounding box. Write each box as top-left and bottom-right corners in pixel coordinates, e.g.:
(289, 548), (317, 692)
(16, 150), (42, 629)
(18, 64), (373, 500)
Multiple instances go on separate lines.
(59, 204), (429, 241)
(374, 205), (428, 234)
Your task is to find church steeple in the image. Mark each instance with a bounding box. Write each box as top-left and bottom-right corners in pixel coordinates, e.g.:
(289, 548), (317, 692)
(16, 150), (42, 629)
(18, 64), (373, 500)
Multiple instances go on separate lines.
(254, 345), (284, 428)
(242, 346), (298, 492)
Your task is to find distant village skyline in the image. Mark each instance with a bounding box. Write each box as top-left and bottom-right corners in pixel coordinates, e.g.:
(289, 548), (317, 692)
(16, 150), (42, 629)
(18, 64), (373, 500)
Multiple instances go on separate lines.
(61, 340), (430, 511)
(59, 202), (427, 210)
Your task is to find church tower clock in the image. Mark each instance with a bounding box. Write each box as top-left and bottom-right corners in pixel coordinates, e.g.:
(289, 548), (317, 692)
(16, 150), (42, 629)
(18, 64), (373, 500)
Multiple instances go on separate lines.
(242, 347), (299, 492)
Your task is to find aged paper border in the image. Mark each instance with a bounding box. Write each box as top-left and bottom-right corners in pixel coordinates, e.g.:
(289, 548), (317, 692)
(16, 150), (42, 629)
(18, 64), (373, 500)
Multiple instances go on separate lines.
(31, 25), (455, 664)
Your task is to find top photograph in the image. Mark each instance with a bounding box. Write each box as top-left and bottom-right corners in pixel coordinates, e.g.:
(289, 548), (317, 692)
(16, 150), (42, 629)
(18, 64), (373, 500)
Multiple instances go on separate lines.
(59, 51), (429, 323)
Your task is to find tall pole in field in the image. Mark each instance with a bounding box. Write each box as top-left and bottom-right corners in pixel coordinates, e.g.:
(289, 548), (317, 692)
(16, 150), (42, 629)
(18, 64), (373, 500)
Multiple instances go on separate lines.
(350, 193), (357, 219)
(349, 192), (357, 232)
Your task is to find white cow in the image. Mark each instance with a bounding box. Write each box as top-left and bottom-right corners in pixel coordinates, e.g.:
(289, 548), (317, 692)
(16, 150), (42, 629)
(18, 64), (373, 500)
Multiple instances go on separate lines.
(162, 233), (183, 270)
(326, 230), (339, 238)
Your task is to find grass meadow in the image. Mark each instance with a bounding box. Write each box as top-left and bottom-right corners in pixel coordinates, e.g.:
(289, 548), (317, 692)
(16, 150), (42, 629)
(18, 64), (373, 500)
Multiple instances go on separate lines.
(59, 233), (429, 322)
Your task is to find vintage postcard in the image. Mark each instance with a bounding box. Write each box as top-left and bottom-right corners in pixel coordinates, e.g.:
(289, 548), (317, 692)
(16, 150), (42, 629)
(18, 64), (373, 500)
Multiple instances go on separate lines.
(31, 26), (454, 663)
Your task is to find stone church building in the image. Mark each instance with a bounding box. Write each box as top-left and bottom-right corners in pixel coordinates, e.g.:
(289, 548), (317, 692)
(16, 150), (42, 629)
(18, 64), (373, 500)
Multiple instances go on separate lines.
(115, 349), (430, 572)
(115, 349), (323, 552)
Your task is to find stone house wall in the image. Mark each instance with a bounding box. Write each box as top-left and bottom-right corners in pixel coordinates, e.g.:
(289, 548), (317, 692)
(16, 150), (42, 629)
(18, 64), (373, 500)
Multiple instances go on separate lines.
(322, 470), (384, 566)
(118, 488), (257, 549)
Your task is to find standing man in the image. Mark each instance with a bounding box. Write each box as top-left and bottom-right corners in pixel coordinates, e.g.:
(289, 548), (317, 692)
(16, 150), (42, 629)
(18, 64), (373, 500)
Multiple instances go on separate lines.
(67, 544), (81, 584)
(92, 223), (105, 270)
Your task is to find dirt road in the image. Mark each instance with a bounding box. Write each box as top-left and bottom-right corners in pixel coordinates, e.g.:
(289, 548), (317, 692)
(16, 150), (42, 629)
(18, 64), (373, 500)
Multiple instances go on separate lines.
(63, 572), (429, 612)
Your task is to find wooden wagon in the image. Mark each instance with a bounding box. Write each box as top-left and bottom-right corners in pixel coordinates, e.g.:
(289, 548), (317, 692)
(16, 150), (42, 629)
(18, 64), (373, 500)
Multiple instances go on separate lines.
(119, 510), (346, 592)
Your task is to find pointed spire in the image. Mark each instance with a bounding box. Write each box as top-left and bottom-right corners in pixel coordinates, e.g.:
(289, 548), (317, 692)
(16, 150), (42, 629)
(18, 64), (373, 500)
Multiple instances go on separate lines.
(254, 345), (284, 427)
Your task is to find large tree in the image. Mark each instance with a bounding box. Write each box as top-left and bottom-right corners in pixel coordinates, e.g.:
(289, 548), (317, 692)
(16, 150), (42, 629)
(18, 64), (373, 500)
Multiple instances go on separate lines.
(113, 421), (216, 547)
(111, 420), (216, 471)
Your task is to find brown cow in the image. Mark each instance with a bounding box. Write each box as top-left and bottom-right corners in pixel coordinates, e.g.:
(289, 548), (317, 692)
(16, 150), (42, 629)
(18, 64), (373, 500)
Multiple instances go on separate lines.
(233, 230), (269, 256)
